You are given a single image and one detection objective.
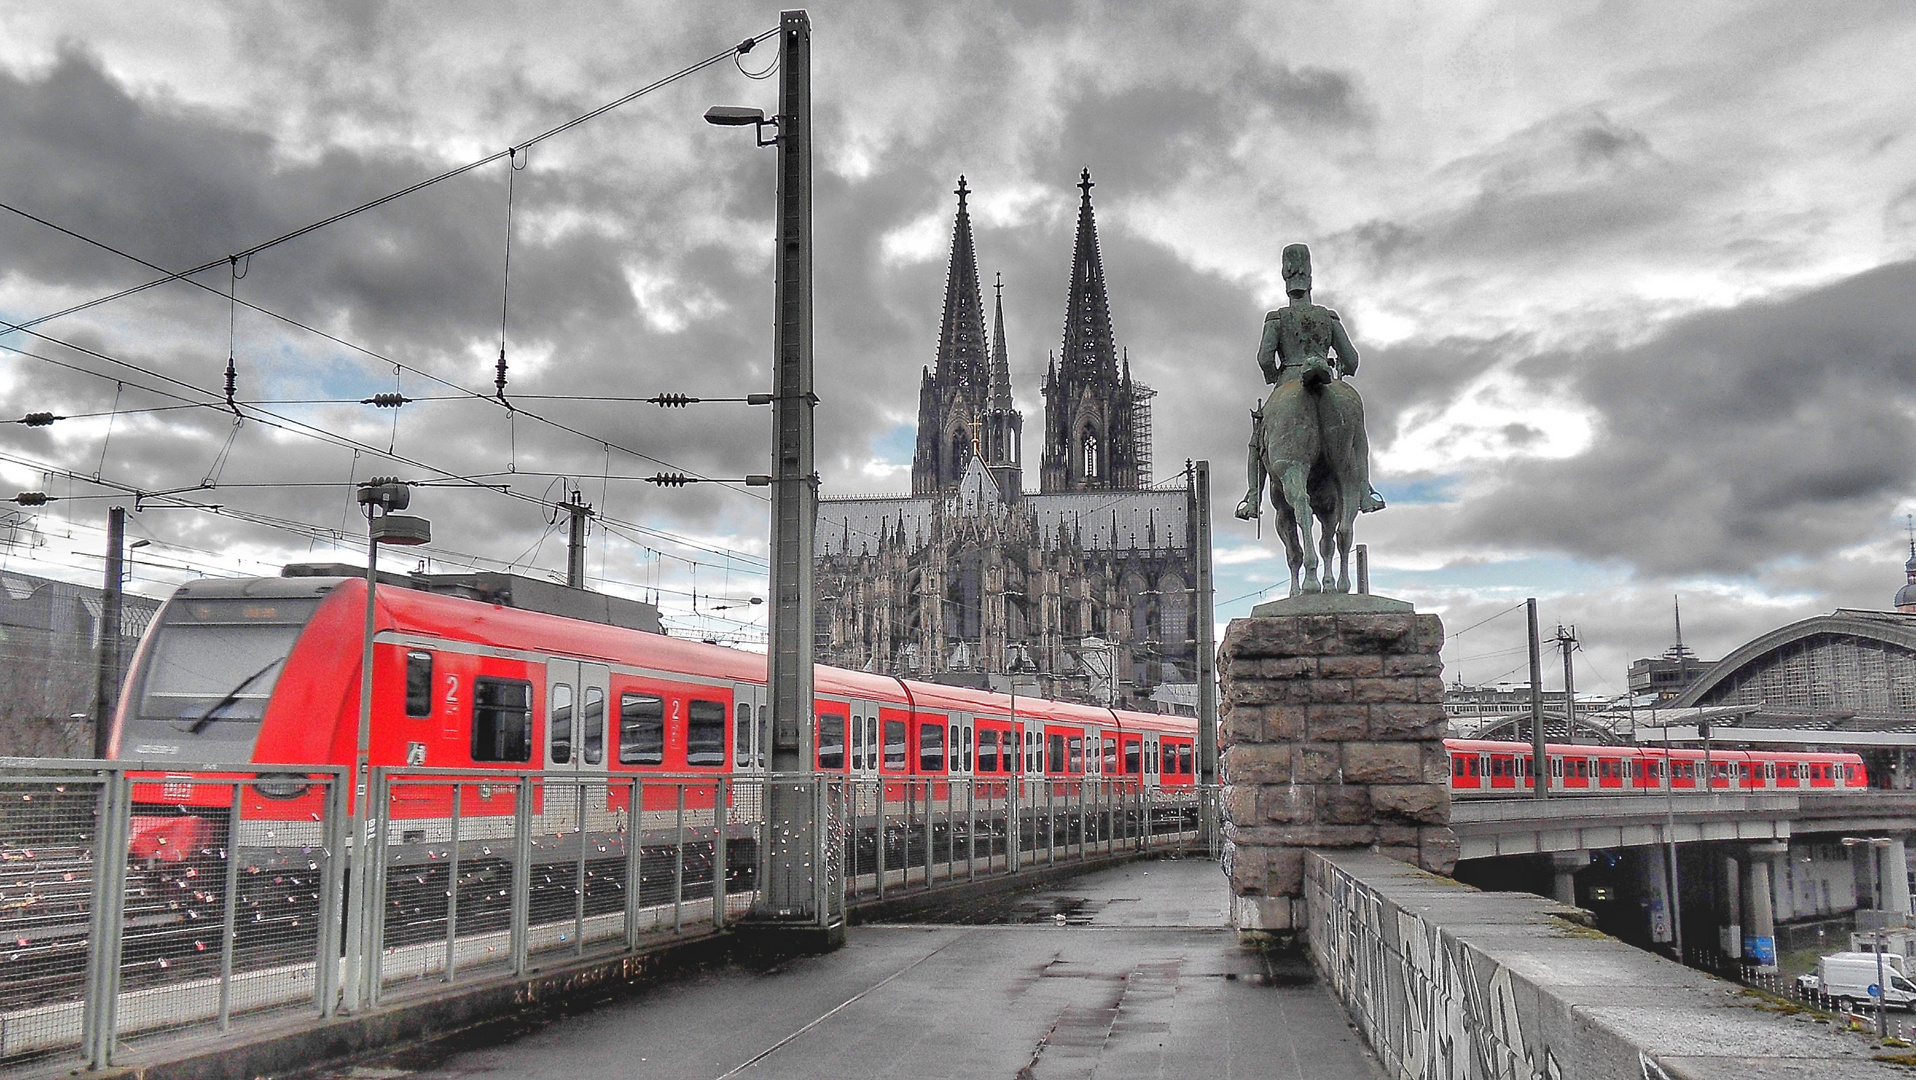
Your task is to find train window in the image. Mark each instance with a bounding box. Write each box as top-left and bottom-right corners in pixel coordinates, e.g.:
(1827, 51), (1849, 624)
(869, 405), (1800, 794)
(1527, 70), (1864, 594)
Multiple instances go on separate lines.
(761, 706), (771, 770)
(947, 724), (960, 771)
(1162, 743), (1177, 775)
(1452, 757), (1465, 779)
(406, 651), (434, 717)
(736, 703), (752, 770)
(550, 683), (574, 764)
(1069, 737), (1084, 774)
(1550, 759), (1561, 778)
(1125, 740), (1141, 775)
(688, 700), (726, 767)
(1029, 730), (1041, 773)
(1103, 738), (1117, 774)
(1047, 734), (1065, 774)
(472, 678), (533, 763)
(978, 729), (999, 773)
(884, 719), (907, 771)
(920, 722), (945, 772)
(1468, 757), (1478, 777)
(850, 714), (867, 771)
(1178, 744), (1192, 775)
(963, 725), (973, 771)
(582, 687), (604, 765)
(619, 694), (665, 766)
(817, 713), (846, 771)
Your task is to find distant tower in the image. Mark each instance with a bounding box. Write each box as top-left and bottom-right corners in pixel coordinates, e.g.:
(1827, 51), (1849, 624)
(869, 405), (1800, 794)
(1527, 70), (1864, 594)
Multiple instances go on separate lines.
(1897, 517), (1916, 613)
(983, 273), (1024, 499)
(1041, 169), (1140, 493)
(913, 177), (992, 495)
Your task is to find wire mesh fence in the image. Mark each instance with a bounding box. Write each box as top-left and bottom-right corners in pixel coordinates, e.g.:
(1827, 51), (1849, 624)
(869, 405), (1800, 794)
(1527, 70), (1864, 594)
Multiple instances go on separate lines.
(0, 761), (1211, 1071)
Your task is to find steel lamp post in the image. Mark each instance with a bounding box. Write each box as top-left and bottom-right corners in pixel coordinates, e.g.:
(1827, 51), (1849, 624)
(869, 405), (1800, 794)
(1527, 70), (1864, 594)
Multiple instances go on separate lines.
(342, 477), (429, 1012)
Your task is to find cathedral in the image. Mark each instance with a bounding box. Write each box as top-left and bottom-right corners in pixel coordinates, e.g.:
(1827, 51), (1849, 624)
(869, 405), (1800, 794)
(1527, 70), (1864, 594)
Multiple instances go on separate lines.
(815, 171), (1207, 711)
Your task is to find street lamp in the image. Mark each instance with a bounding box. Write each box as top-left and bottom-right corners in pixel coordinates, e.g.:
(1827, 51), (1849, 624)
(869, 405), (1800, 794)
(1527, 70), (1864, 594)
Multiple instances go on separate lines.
(1843, 835), (1896, 1038)
(343, 477), (429, 1012)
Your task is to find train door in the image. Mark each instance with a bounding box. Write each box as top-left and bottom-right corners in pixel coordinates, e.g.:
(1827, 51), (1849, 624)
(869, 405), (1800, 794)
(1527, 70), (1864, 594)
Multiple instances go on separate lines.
(545, 659), (608, 825)
(733, 682), (765, 774)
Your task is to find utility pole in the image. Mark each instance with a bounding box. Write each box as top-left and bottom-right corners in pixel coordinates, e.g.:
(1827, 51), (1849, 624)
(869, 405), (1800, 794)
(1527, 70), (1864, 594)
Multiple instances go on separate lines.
(92, 506), (126, 758)
(756, 9), (820, 926)
(1192, 461), (1218, 845)
(1556, 624), (1578, 744)
(562, 488), (593, 589)
(1528, 598), (1546, 800)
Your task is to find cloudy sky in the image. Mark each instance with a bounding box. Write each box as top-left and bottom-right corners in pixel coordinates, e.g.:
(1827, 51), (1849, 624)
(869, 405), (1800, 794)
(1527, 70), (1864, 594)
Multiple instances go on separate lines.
(2, 1), (1914, 694)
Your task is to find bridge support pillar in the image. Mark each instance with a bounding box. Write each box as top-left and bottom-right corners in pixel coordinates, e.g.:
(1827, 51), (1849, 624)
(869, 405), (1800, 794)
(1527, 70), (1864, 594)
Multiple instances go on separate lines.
(1745, 842), (1785, 973)
(1550, 851), (1586, 906)
(1217, 598), (1452, 944)
(1883, 836), (1911, 918)
(1719, 854), (1742, 960)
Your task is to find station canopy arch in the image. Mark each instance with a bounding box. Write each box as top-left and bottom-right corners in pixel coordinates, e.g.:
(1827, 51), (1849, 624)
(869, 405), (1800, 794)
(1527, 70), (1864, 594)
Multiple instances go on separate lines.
(1670, 609), (1916, 724)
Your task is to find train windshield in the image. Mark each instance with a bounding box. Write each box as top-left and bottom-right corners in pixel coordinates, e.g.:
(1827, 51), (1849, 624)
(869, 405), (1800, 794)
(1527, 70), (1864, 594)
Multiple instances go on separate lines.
(134, 598), (320, 726)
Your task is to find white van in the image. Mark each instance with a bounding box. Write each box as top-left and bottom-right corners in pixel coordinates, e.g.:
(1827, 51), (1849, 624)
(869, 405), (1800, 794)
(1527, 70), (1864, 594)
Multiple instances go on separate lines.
(1798, 953), (1916, 1010)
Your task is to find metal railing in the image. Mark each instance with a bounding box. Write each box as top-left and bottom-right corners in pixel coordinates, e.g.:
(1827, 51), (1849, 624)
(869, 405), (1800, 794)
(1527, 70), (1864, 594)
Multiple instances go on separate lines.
(0, 760), (1208, 1070)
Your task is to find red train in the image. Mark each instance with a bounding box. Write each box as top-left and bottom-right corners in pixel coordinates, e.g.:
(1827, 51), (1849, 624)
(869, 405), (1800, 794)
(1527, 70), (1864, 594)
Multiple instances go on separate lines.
(109, 574), (1200, 820)
(1445, 738), (1867, 795)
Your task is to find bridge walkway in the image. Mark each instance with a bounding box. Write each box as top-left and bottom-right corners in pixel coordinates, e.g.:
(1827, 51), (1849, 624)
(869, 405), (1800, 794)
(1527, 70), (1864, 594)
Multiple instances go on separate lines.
(302, 858), (1383, 1079)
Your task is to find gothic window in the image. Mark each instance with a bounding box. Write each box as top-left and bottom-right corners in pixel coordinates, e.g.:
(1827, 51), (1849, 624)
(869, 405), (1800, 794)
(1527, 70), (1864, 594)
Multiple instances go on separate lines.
(1081, 431), (1099, 478)
(952, 430), (970, 477)
(1159, 574), (1188, 645)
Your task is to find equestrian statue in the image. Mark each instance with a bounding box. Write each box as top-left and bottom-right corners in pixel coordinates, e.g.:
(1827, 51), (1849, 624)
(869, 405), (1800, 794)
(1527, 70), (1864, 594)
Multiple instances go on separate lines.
(1234, 243), (1385, 596)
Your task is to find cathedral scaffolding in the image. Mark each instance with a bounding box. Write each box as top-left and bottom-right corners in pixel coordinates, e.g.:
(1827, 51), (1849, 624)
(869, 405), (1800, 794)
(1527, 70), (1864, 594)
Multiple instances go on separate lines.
(1132, 382), (1156, 487)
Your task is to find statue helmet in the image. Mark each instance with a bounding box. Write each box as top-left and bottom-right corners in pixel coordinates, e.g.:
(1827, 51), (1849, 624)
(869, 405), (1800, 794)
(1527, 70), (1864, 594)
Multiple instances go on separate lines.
(1282, 243), (1312, 296)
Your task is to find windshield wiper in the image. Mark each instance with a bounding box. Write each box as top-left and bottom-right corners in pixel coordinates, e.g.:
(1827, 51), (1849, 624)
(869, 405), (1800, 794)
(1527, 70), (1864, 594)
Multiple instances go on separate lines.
(184, 657), (285, 734)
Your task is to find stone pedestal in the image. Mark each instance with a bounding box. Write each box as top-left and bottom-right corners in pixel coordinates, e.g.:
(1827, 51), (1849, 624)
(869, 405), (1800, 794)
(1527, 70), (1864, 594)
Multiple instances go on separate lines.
(1218, 597), (1455, 939)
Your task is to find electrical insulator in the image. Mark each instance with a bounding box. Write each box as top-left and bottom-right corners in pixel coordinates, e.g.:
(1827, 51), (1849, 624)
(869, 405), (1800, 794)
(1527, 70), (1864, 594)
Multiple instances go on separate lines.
(365, 393), (410, 408)
(20, 412), (59, 427)
(12, 492), (50, 506)
(649, 473), (691, 488)
(649, 393), (696, 408)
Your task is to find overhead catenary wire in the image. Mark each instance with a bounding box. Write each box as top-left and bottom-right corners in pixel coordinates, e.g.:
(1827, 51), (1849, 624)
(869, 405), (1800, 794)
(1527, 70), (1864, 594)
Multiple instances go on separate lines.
(0, 28), (781, 339)
(0, 330), (768, 569)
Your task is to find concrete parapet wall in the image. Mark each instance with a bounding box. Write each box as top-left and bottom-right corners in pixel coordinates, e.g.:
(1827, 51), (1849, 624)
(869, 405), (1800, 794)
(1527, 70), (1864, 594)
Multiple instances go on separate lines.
(1305, 850), (1901, 1080)
(1218, 608), (1456, 934)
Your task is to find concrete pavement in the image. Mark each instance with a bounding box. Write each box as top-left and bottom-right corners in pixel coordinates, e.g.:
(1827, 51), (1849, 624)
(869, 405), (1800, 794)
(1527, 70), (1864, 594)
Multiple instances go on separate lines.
(302, 858), (1382, 1079)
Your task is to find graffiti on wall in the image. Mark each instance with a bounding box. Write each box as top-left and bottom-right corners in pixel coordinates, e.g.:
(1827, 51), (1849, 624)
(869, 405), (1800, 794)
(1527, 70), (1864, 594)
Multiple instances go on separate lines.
(1309, 860), (1566, 1080)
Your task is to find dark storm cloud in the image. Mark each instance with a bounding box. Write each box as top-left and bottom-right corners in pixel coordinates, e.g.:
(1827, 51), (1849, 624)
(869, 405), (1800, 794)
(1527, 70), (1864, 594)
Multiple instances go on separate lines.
(1443, 259), (1916, 576)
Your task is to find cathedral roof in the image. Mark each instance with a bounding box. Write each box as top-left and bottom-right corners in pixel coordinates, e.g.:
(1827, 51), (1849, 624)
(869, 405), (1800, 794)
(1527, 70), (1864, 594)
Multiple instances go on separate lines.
(815, 487), (1189, 557)
(933, 176), (989, 392)
(952, 455), (1001, 515)
(1057, 168), (1118, 386)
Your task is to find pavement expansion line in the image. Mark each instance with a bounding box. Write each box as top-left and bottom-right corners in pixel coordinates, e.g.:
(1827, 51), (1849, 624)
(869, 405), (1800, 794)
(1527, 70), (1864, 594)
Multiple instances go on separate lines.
(712, 929), (978, 1079)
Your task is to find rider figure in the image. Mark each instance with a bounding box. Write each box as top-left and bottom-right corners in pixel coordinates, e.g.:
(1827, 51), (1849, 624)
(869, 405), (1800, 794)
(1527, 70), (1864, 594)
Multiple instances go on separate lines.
(1236, 243), (1386, 519)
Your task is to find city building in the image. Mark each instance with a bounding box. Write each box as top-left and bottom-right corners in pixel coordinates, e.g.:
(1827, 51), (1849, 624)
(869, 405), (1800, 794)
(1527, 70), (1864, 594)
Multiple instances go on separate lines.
(815, 172), (1204, 710)
(0, 568), (159, 756)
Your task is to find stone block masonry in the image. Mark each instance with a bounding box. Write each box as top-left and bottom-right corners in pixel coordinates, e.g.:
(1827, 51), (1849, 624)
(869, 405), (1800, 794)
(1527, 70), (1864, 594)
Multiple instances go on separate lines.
(1218, 605), (1456, 937)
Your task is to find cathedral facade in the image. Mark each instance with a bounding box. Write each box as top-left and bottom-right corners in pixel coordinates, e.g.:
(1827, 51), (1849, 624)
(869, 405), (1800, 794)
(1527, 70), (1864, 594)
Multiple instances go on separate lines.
(816, 172), (1205, 711)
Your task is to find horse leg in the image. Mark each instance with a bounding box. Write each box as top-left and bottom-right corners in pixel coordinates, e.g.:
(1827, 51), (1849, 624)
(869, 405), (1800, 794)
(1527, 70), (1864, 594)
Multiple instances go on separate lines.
(1318, 500), (1347, 593)
(1277, 461), (1320, 593)
(1273, 484), (1305, 597)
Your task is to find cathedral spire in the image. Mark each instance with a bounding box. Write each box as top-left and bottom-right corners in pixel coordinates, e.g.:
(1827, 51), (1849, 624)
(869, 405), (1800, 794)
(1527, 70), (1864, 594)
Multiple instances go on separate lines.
(989, 272), (1013, 404)
(934, 175), (989, 390)
(1059, 167), (1117, 384)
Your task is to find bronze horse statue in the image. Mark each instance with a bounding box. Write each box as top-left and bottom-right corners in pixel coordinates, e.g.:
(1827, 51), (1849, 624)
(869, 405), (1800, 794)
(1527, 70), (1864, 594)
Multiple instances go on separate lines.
(1235, 244), (1382, 596)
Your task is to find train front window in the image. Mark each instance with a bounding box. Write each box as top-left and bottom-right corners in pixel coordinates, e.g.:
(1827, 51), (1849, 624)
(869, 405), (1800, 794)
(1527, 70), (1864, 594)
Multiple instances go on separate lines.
(135, 598), (319, 726)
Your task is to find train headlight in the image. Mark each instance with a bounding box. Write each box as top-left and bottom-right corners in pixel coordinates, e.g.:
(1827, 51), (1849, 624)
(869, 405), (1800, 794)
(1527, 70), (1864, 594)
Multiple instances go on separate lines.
(252, 773), (311, 800)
